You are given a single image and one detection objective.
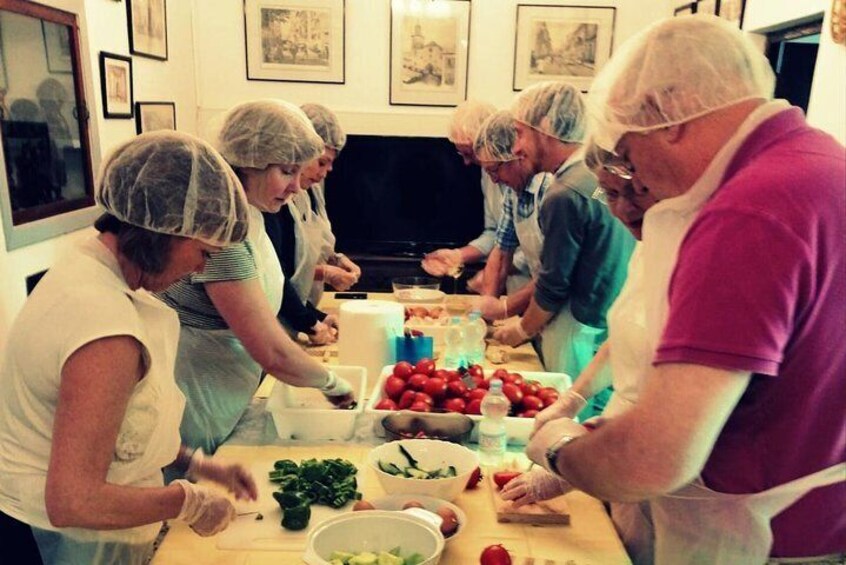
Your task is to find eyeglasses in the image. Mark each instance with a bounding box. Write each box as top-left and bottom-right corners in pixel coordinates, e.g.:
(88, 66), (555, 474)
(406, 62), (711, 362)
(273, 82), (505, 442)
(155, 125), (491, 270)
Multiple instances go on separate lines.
(480, 158), (518, 177)
(603, 161), (635, 181)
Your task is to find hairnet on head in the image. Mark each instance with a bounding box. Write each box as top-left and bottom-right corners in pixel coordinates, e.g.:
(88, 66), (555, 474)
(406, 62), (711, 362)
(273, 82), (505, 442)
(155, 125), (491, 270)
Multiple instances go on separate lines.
(301, 103), (346, 151)
(583, 137), (617, 173)
(474, 110), (520, 163)
(587, 14), (776, 151)
(215, 99), (324, 169)
(447, 100), (497, 145)
(511, 81), (586, 143)
(97, 130), (250, 246)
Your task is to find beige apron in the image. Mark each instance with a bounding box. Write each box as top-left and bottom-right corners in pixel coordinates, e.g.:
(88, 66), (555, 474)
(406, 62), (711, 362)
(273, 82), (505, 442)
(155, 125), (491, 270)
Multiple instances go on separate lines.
(289, 191), (325, 304)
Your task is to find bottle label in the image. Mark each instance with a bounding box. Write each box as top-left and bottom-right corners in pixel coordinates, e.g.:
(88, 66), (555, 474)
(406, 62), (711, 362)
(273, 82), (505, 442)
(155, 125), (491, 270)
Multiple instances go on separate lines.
(479, 430), (507, 452)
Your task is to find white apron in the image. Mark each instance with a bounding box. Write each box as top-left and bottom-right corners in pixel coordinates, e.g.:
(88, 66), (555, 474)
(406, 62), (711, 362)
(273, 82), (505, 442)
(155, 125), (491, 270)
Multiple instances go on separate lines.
(34, 289), (184, 564)
(177, 207), (284, 455)
(289, 191), (325, 304)
(505, 175), (546, 295)
(308, 184), (336, 305)
(639, 102), (845, 563)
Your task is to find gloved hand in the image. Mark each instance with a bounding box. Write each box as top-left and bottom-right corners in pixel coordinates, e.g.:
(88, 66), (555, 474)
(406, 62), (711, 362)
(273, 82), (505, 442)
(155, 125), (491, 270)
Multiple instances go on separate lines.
(186, 450), (258, 502)
(500, 468), (574, 508)
(526, 418), (589, 472)
(492, 317), (532, 347)
(476, 295), (508, 321)
(466, 271), (485, 294)
(323, 265), (358, 291)
(530, 389), (588, 437)
(308, 321), (338, 345)
(421, 248), (462, 277)
(173, 479), (236, 536)
(320, 370), (356, 409)
(336, 254), (361, 279)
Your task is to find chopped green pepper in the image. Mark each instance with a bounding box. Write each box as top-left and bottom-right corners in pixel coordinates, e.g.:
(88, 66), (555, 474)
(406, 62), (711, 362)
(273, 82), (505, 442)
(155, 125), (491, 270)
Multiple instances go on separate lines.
(281, 503), (310, 531)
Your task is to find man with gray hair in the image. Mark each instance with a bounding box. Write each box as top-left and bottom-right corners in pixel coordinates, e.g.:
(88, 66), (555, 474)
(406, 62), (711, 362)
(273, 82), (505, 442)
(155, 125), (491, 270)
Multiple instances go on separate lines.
(527, 16), (845, 563)
(492, 81), (633, 418)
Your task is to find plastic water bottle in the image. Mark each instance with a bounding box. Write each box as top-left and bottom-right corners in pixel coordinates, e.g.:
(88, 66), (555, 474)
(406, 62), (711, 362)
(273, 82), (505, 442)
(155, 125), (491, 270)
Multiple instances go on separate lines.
(444, 316), (465, 368)
(463, 310), (487, 366)
(478, 379), (510, 466)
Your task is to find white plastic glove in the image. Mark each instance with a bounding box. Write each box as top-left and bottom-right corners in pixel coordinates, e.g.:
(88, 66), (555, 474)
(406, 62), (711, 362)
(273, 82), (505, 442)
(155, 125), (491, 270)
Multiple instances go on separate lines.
(336, 254), (361, 279)
(530, 389), (588, 437)
(500, 468), (574, 508)
(323, 265), (358, 291)
(421, 248), (461, 277)
(526, 418), (590, 473)
(308, 321), (338, 345)
(186, 450), (258, 502)
(492, 317), (532, 347)
(320, 370), (357, 409)
(173, 479), (236, 536)
(476, 295), (508, 321)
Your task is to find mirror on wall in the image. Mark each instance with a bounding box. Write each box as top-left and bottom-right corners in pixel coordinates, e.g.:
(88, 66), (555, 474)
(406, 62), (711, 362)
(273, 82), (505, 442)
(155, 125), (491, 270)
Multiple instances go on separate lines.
(0, 0), (96, 250)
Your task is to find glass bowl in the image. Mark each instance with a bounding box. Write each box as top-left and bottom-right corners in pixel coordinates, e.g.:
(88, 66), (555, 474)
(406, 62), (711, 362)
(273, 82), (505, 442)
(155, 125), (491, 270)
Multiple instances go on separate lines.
(381, 411), (474, 444)
(392, 277), (444, 303)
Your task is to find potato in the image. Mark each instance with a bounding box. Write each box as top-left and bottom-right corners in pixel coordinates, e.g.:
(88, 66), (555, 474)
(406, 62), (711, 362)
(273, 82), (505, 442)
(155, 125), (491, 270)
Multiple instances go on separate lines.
(402, 500), (424, 510)
(352, 500), (375, 511)
(436, 506), (459, 537)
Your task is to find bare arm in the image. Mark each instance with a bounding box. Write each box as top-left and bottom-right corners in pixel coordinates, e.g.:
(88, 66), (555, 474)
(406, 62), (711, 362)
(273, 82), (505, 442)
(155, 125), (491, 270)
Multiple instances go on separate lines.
(480, 247), (512, 296)
(554, 363), (750, 501)
(520, 298), (555, 336)
(458, 245), (486, 265)
(504, 281), (536, 318)
(45, 336), (185, 529)
(569, 342), (612, 400)
(205, 278), (329, 388)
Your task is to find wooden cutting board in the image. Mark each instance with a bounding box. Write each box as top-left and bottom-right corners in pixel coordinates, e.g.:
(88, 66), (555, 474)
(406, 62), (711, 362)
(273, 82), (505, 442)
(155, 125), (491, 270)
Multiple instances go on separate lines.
(488, 473), (571, 525)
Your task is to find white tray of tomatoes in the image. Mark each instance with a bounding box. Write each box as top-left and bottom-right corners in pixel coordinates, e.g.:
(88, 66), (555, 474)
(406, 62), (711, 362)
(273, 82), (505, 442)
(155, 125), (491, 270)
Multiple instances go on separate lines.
(364, 359), (572, 445)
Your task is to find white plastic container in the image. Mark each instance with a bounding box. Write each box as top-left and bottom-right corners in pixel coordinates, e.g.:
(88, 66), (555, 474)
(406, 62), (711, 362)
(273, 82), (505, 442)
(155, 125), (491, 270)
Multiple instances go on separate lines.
(265, 365), (366, 441)
(365, 366), (572, 445)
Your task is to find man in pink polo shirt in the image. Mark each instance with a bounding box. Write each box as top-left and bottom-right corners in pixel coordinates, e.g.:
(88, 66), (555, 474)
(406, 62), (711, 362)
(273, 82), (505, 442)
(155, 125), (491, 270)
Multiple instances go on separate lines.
(526, 15), (845, 564)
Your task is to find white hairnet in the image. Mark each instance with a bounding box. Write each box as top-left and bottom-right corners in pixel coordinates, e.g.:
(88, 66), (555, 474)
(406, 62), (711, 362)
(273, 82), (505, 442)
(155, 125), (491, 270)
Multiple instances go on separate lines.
(474, 110), (520, 162)
(447, 100), (497, 144)
(583, 137), (617, 172)
(215, 99), (324, 169)
(511, 81), (587, 143)
(97, 130), (250, 246)
(588, 14), (776, 151)
(301, 103), (346, 151)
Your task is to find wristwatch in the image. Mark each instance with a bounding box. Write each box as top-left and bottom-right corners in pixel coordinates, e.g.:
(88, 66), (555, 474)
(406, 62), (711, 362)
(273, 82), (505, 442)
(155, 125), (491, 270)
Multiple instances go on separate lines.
(545, 434), (579, 476)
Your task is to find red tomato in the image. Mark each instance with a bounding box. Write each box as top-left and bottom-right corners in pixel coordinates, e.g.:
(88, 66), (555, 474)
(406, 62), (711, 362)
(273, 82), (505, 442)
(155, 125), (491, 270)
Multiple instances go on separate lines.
(491, 368), (510, 381)
(414, 392), (434, 406)
(374, 398), (398, 411)
(521, 395), (544, 412)
(492, 471), (522, 489)
(383, 376), (407, 400)
(409, 401), (431, 413)
(508, 373), (525, 387)
(467, 364), (485, 379)
(407, 373), (429, 391)
(423, 377), (447, 400)
(398, 389), (417, 410)
(465, 398), (483, 415)
(414, 358), (435, 376)
(445, 370), (462, 382)
(476, 378), (491, 390)
(465, 466), (482, 490)
(521, 381), (541, 397)
(538, 388), (560, 407)
(467, 388), (487, 402)
(392, 361), (414, 380)
(520, 409), (539, 418)
(446, 380), (468, 398)
(442, 397), (466, 413)
(480, 544), (512, 565)
(502, 383), (524, 405)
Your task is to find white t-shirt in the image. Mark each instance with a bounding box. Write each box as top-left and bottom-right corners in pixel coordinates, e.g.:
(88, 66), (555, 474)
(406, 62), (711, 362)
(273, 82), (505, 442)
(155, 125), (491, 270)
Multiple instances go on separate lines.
(0, 236), (183, 542)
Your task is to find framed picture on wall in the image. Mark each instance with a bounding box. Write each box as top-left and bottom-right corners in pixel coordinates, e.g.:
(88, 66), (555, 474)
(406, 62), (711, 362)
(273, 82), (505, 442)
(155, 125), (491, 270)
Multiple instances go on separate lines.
(513, 4), (616, 92)
(127, 0), (168, 60)
(99, 52), (133, 118)
(716, 0), (746, 28)
(389, 0), (471, 106)
(674, 3), (697, 16)
(696, 0), (718, 15)
(244, 0), (345, 84)
(135, 101), (176, 134)
(41, 20), (73, 73)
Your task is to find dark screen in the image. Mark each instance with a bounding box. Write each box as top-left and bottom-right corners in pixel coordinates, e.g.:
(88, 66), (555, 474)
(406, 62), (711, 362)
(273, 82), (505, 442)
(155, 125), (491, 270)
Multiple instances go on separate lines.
(324, 135), (484, 257)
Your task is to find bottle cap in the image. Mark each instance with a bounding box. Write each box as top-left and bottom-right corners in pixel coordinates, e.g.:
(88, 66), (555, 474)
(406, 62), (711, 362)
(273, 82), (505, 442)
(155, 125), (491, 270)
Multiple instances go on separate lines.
(450, 316), (461, 324)
(468, 310), (481, 320)
(489, 378), (503, 391)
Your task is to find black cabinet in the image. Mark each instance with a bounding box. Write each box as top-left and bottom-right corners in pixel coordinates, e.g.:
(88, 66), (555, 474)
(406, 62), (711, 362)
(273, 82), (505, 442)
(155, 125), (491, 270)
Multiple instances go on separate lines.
(347, 253), (482, 294)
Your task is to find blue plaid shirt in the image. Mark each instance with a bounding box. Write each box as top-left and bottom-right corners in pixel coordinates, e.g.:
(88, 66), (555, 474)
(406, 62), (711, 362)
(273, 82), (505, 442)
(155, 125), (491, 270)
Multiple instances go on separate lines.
(494, 173), (553, 251)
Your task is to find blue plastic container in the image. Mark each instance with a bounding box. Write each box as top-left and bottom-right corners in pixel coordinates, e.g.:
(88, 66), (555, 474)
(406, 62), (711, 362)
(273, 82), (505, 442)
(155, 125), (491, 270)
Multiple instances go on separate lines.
(394, 334), (434, 364)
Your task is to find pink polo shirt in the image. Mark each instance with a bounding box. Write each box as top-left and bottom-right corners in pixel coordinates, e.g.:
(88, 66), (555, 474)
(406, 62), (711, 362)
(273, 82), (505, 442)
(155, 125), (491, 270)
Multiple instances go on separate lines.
(655, 108), (846, 557)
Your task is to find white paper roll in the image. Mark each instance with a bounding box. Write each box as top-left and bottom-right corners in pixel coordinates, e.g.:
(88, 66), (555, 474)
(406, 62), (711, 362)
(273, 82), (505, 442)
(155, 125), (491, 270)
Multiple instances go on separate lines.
(338, 300), (404, 395)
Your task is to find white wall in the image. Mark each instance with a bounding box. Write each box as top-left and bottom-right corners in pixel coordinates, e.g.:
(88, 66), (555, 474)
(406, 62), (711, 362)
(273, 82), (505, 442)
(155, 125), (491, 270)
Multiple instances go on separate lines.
(0, 0), (199, 349)
(192, 0), (673, 137)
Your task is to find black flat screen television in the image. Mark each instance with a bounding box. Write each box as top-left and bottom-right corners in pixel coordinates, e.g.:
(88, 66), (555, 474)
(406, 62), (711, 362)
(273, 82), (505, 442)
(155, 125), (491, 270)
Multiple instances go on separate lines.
(324, 134), (484, 257)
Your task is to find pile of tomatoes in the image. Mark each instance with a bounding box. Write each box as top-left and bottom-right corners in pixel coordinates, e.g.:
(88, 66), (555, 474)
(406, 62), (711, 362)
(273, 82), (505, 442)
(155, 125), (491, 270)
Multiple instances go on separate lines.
(373, 359), (561, 417)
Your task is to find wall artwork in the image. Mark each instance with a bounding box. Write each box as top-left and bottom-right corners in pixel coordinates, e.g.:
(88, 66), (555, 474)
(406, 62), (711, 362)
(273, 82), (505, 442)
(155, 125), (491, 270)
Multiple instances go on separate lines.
(716, 0), (746, 28)
(127, 0), (167, 60)
(41, 20), (73, 73)
(674, 3), (697, 16)
(244, 0), (345, 84)
(696, 0), (718, 16)
(99, 52), (133, 119)
(389, 0), (470, 107)
(513, 4), (616, 92)
(135, 101), (176, 134)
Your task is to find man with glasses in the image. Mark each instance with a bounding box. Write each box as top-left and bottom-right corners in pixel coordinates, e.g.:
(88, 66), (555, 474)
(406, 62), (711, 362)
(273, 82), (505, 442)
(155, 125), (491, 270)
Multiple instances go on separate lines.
(492, 82), (634, 420)
(527, 16), (845, 563)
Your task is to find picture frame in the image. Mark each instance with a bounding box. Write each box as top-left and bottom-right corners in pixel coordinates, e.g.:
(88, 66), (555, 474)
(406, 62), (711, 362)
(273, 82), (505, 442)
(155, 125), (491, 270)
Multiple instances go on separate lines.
(99, 52), (133, 119)
(696, 0), (718, 15)
(0, 25), (7, 91)
(674, 3), (697, 16)
(127, 0), (168, 60)
(389, 0), (471, 107)
(513, 4), (616, 92)
(716, 0), (746, 28)
(244, 0), (345, 84)
(41, 20), (72, 73)
(135, 101), (176, 134)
